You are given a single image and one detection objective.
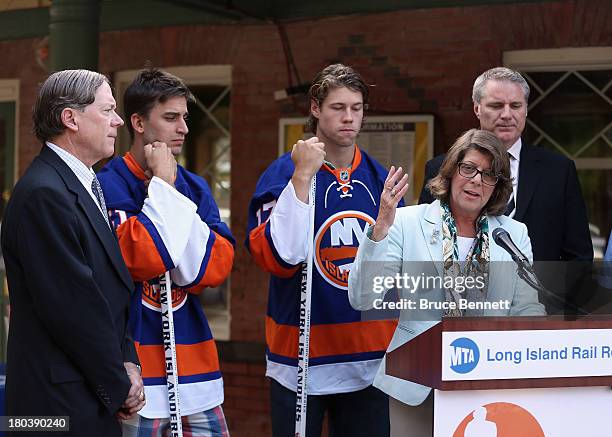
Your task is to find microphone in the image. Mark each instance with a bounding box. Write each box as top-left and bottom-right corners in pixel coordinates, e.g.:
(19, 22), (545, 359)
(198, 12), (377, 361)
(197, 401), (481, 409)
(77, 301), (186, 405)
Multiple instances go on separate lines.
(493, 226), (544, 301)
(492, 227), (531, 269)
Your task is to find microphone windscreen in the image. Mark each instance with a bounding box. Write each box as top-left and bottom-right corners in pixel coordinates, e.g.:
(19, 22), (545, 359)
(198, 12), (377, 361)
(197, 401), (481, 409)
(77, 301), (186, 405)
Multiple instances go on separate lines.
(492, 227), (508, 245)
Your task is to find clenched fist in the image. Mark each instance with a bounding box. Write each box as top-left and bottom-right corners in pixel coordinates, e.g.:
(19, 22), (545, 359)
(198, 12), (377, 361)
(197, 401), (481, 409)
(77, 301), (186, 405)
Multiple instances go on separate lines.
(291, 137), (325, 203)
(291, 137), (326, 180)
(144, 141), (177, 187)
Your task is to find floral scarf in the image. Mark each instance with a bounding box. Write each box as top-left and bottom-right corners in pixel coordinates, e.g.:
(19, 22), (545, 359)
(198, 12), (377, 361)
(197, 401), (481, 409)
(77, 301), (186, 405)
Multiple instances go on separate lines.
(441, 201), (490, 316)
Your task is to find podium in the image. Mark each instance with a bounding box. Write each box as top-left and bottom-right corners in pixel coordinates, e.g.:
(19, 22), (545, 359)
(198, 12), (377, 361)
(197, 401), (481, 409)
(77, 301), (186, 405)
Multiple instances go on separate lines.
(387, 316), (612, 436)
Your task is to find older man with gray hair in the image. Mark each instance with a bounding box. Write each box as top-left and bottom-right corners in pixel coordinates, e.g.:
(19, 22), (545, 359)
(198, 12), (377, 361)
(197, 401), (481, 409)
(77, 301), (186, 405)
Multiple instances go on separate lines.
(1, 69), (144, 436)
(419, 67), (593, 312)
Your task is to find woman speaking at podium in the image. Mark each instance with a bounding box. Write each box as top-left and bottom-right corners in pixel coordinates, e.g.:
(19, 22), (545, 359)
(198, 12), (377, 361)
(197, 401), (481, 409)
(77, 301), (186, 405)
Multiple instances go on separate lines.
(348, 128), (545, 436)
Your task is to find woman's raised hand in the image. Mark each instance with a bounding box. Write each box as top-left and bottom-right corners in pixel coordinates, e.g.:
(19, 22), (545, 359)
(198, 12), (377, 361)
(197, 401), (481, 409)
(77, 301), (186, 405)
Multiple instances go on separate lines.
(370, 166), (409, 242)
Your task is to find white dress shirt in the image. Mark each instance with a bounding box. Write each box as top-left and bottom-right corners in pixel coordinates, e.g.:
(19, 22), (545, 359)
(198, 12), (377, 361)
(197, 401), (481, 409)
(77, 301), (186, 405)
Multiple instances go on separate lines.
(506, 138), (522, 218)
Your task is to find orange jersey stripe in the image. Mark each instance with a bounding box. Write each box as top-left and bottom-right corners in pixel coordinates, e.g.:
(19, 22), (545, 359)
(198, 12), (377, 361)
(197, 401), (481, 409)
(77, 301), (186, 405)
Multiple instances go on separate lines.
(187, 231), (234, 294)
(266, 316), (397, 359)
(249, 222), (299, 278)
(135, 340), (220, 379)
(319, 246), (358, 261)
(116, 217), (167, 282)
(123, 152), (148, 181)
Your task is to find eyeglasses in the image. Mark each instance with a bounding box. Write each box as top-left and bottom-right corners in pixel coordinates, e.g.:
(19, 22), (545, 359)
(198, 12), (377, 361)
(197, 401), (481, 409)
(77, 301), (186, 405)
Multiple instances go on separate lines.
(457, 162), (498, 186)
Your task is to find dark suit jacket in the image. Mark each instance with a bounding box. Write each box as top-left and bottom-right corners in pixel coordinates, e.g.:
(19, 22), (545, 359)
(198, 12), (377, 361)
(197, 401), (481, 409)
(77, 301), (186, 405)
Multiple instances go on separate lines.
(418, 143), (594, 313)
(1, 146), (137, 437)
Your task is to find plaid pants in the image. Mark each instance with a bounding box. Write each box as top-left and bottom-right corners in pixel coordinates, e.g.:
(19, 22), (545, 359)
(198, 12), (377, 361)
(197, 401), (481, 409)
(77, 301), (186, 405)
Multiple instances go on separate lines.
(122, 405), (230, 437)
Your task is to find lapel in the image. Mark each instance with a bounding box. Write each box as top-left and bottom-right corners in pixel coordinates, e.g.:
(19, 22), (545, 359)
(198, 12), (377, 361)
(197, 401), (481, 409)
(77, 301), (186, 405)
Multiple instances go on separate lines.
(486, 215), (505, 263)
(485, 215), (516, 314)
(420, 200), (443, 275)
(40, 147), (134, 292)
(514, 142), (540, 222)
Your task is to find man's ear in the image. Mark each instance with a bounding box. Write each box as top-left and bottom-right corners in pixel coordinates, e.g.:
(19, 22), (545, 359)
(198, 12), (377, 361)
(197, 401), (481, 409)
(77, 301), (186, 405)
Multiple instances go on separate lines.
(473, 102), (481, 120)
(310, 99), (320, 119)
(60, 108), (79, 132)
(131, 113), (145, 134)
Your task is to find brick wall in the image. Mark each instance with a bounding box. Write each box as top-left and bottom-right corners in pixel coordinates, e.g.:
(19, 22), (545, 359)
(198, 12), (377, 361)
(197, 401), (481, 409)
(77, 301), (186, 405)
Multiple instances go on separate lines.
(0, 1), (610, 435)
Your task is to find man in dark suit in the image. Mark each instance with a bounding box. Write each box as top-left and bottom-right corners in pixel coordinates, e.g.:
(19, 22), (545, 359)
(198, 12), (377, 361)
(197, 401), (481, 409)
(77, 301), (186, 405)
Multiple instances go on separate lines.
(1, 70), (145, 436)
(419, 67), (593, 312)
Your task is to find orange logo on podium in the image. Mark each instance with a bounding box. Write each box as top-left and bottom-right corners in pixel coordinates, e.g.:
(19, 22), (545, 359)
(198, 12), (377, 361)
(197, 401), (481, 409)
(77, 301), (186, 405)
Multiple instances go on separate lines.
(453, 402), (544, 437)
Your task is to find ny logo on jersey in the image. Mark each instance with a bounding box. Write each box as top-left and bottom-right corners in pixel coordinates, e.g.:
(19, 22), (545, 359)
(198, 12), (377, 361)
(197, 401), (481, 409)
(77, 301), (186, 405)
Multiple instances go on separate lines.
(314, 211), (375, 290)
(141, 281), (188, 312)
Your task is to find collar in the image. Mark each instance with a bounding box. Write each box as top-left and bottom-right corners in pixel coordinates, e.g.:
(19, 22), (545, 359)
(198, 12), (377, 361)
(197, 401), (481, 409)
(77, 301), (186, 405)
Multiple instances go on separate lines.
(322, 145), (362, 185)
(123, 152), (148, 181)
(323, 160), (351, 171)
(46, 141), (95, 194)
(424, 199), (442, 225)
(46, 141), (94, 173)
(506, 138), (522, 162)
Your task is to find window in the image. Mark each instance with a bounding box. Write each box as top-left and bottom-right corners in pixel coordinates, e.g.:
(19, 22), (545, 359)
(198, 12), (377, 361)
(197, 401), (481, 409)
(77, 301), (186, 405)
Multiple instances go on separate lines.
(0, 79), (18, 218)
(504, 48), (612, 258)
(0, 78), (19, 361)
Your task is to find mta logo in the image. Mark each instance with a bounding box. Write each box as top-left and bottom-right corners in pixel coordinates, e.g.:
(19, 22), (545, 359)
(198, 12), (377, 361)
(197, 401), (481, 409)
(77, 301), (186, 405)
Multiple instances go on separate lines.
(449, 337), (480, 374)
(314, 211), (374, 290)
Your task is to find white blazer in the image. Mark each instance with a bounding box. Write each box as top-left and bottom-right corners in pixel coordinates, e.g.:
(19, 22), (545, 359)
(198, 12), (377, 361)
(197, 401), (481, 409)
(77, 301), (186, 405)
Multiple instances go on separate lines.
(348, 200), (545, 406)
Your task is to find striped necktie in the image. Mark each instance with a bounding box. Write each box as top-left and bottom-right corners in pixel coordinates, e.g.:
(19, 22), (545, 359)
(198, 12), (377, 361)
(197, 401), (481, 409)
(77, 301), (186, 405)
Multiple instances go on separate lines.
(91, 174), (111, 228)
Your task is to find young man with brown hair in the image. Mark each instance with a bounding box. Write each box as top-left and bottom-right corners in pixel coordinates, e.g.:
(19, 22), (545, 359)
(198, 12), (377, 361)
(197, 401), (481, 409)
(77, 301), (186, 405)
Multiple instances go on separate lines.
(98, 68), (234, 436)
(247, 64), (398, 436)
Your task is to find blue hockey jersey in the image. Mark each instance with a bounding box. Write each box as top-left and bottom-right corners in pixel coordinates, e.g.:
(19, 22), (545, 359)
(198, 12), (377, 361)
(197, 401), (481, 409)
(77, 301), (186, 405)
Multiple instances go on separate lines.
(247, 146), (399, 394)
(99, 153), (235, 417)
